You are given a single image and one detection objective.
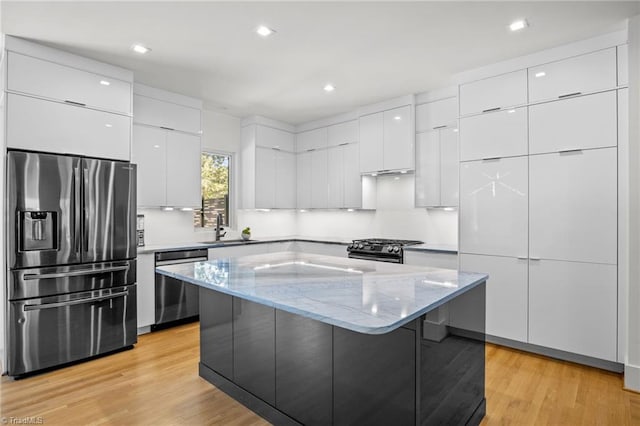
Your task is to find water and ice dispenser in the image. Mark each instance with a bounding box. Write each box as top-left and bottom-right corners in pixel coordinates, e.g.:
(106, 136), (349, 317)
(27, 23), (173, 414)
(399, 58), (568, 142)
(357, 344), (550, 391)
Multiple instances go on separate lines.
(19, 211), (57, 251)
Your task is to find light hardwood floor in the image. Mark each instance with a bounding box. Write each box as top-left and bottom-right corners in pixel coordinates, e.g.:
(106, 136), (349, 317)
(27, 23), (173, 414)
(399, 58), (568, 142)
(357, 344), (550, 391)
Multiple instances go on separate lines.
(1, 322), (638, 425)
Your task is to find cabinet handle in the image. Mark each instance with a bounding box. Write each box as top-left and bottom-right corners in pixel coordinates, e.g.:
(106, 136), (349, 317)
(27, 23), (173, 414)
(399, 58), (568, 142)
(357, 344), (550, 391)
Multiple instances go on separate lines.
(432, 125), (447, 130)
(159, 126), (175, 131)
(558, 92), (582, 99)
(307, 148), (316, 152)
(529, 257), (541, 261)
(517, 256), (527, 260)
(338, 143), (350, 146)
(482, 107), (501, 113)
(271, 147), (282, 151)
(481, 157), (501, 162)
(64, 100), (86, 107)
(559, 149), (583, 155)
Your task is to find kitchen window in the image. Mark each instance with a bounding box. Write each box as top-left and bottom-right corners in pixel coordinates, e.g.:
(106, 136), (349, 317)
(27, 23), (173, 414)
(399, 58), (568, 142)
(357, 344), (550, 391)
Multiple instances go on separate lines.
(194, 151), (231, 228)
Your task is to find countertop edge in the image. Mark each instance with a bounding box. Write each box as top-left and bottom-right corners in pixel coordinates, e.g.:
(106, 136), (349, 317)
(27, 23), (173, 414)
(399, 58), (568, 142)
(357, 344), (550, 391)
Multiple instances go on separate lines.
(155, 267), (486, 335)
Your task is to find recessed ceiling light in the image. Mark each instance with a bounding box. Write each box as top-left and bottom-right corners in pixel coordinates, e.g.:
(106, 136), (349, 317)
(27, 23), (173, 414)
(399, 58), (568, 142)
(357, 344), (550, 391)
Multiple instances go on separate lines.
(162, 207), (174, 211)
(104, 123), (113, 128)
(131, 44), (151, 54)
(509, 19), (528, 32)
(347, 209), (355, 212)
(453, 128), (459, 133)
(507, 109), (516, 114)
(371, 173), (378, 177)
(100, 80), (110, 86)
(256, 25), (275, 37)
(535, 71), (546, 78)
(153, 144), (160, 148)
(393, 116), (402, 120)
(323, 83), (335, 92)
(400, 170), (407, 174)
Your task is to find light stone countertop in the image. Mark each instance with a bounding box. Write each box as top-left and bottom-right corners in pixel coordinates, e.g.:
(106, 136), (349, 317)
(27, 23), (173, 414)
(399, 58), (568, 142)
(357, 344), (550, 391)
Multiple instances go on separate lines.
(156, 251), (484, 335)
(138, 236), (457, 254)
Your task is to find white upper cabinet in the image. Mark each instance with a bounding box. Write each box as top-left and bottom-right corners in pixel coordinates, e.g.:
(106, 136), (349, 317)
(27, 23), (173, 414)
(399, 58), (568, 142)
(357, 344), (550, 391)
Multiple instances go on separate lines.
(415, 97), (457, 132)
(460, 254), (528, 343)
(528, 48), (617, 102)
(459, 70), (527, 116)
(529, 91), (617, 155)
(328, 147), (345, 208)
(311, 149), (329, 209)
(241, 124), (296, 209)
(529, 259), (617, 361)
(166, 132), (202, 208)
(415, 131), (440, 207)
(133, 94), (201, 134)
(296, 127), (328, 152)
(343, 143), (363, 208)
(459, 156), (528, 257)
(440, 128), (459, 207)
(459, 107), (527, 161)
(383, 106), (414, 171)
(132, 125), (168, 207)
(8, 93), (131, 161)
(618, 44), (628, 86)
(296, 151), (313, 209)
(529, 148), (617, 265)
(275, 151), (297, 209)
(256, 125), (295, 151)
(8, 52), (132, 115)
(359, 112), (384, 172)
(328, 120), (358, 147)
(132, 124), (201, 208)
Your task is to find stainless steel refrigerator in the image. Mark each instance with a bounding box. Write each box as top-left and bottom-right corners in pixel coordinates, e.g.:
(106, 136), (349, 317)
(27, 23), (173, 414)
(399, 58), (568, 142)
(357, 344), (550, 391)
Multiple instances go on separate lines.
(6, 150), (137, 376)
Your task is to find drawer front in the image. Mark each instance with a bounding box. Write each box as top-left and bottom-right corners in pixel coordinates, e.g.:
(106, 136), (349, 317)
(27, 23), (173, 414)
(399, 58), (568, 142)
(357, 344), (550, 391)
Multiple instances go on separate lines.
(459, 107), (527, 161)
(133, 94), (201, 134)
(528, 48), (617, 102)
(529, 91), (617, 154)
(8, 52), (131, 115)
(7, 93), (131, 161)
(8, 285), (137, 376)
(459, 70), (527, 116)
(415, 97), (458, 132)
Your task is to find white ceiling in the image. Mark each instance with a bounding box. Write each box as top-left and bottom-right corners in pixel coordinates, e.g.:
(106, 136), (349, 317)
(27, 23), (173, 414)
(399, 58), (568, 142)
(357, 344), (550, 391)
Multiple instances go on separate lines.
(2, 1), (639, 124)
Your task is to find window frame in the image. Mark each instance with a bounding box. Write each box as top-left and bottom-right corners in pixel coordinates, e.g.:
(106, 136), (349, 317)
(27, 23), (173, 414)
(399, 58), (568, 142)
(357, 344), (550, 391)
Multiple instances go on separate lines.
(195, 149), (234, 230)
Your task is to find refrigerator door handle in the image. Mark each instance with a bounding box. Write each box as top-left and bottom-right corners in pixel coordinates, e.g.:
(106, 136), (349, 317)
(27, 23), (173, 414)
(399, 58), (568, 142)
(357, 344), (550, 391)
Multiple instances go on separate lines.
(23, 265), (129, 281)
(72, 165), (82, 256)
(23, 289), (129, 311)
(82, 166), (89, 252)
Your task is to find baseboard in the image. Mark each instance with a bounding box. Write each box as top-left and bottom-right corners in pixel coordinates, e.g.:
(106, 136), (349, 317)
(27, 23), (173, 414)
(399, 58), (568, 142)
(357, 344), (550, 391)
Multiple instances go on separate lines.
(624, 363), (640, 392)
(137, 326), (151, 335)
(487, 335), (624, 373)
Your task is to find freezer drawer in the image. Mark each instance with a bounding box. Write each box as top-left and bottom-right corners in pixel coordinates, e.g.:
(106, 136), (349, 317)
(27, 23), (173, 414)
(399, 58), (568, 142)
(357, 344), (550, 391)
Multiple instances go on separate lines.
(8, 285), (137, 376)
(9, 259), (136, 300)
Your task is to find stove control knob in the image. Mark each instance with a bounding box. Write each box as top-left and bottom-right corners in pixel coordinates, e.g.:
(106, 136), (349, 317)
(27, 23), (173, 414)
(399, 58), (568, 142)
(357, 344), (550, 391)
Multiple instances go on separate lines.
(393, 246), (400, 253)
(358, 244), (364, 249)
(387, 246), (393, 252)
(347, 244), (353, 250)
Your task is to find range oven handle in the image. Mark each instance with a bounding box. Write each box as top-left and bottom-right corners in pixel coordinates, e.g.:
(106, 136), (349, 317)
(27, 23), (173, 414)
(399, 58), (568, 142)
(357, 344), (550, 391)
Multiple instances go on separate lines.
(348, 253), (402, 264)
(23, 289), (129, 311)
(22, 265), (129, 281)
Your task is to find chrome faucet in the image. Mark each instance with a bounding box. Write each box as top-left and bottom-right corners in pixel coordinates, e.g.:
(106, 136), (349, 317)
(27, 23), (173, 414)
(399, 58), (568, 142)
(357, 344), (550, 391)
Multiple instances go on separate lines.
(215, 212), (227, 241)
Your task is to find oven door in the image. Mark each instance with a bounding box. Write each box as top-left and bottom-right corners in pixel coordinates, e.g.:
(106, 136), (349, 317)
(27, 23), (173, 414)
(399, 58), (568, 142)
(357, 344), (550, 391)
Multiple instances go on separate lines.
(8, 285), (137, 376)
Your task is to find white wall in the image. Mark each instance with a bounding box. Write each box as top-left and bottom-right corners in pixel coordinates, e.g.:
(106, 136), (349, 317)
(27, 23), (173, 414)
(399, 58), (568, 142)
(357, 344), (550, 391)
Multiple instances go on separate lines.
(297, 175), (458, 245)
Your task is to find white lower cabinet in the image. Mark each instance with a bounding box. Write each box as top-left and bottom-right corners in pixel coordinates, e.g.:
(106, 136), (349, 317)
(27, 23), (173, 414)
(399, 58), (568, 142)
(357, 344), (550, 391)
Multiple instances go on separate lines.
(136, 253), (155, 330)
(529, 259), (617, 362)
(459, 156), (528, 257)
(7, 93), (131, 161)
(403, 251), (457, 270)
(529, 148), (617, 264)
(208, 244), (268, 259)
(460, 254), (528, 342)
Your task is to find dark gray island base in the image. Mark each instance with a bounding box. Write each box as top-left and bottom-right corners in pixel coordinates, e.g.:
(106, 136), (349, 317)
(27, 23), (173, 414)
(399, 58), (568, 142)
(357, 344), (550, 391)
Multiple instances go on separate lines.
(198, 284), (486, 426)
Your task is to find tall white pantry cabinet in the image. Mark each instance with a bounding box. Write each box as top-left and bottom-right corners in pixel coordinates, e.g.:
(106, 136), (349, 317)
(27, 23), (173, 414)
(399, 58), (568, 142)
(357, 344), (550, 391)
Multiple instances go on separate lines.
(458, 45), (626, 364)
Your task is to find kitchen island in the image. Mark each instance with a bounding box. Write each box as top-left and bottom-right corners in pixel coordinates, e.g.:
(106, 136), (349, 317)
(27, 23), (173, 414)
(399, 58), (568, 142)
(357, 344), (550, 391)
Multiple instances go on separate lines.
(156, 252), (488, 426)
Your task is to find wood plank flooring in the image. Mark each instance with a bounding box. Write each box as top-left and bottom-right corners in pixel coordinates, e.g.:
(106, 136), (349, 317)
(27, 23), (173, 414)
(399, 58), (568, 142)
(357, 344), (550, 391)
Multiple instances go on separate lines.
(1, 322), (638, 425)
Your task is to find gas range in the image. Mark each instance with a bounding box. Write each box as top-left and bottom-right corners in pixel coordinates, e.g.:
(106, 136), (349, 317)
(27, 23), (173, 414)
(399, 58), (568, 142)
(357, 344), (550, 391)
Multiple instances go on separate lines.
(347, 238), (423, 264)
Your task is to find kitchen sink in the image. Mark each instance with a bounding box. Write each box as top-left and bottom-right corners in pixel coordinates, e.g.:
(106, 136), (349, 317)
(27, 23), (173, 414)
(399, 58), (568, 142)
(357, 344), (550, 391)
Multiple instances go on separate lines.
(200, 239), (255, 244)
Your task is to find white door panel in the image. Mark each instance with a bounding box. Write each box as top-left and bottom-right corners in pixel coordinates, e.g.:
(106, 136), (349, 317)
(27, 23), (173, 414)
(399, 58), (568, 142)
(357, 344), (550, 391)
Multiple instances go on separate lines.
(459, 107), (527, 161)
